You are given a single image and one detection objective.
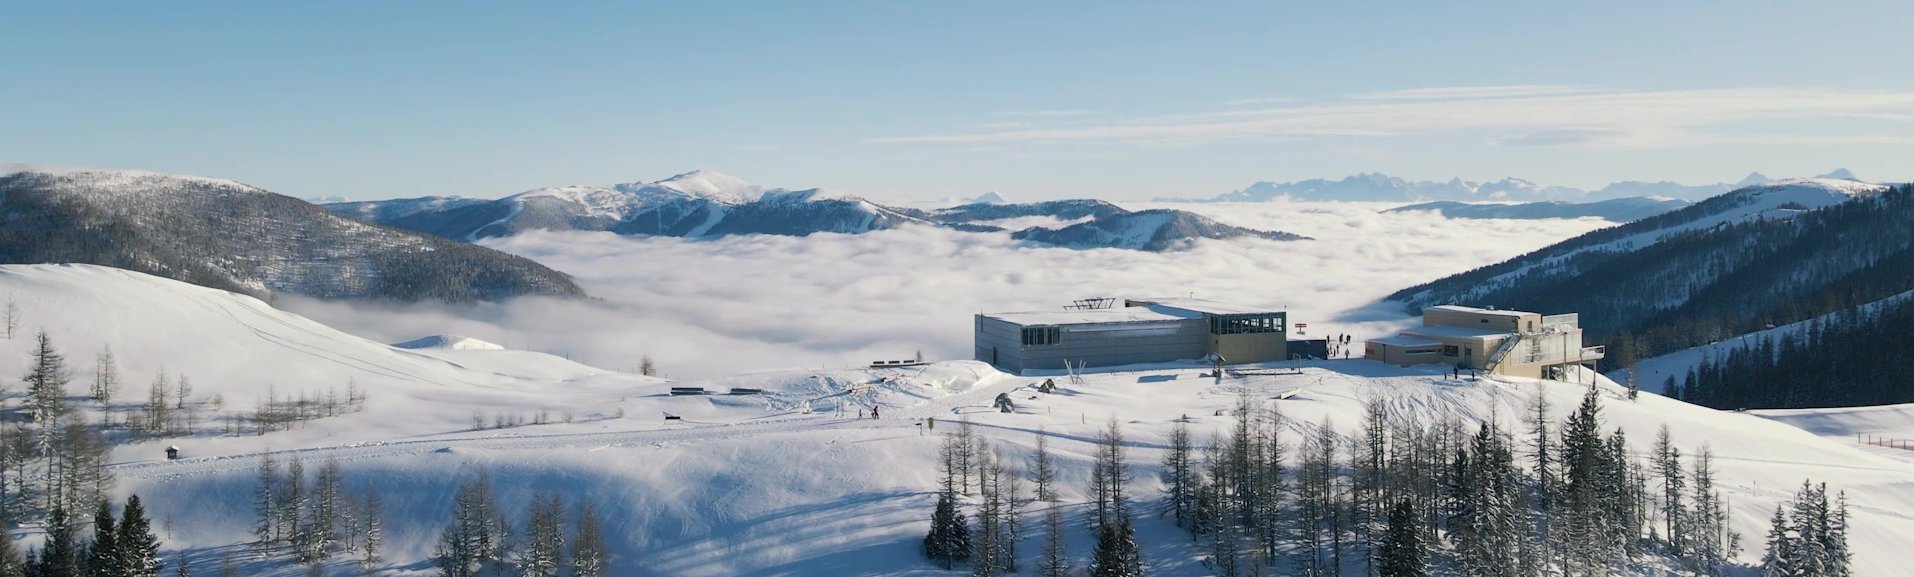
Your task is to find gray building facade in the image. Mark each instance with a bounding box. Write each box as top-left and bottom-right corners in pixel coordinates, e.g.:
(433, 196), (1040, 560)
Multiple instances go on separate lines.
(974, 298), (1287, 374)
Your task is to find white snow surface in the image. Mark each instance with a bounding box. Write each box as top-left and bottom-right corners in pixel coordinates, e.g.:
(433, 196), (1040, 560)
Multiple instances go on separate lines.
(5, 264), (1912, 575)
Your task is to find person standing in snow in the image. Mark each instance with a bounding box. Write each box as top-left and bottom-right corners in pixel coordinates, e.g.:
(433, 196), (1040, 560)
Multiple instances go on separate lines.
(872, 406), (880, 420)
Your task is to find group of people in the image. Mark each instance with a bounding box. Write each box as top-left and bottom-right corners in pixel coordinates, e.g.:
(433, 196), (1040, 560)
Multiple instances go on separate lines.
(1327, 333), (1356, 360)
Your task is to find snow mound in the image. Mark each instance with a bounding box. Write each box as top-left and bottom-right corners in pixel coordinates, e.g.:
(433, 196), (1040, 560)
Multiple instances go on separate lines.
(391, 335), (507, 351)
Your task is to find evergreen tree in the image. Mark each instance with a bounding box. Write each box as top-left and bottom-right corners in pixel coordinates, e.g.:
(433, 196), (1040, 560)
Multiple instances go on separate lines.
(1759, 504), (1793, 577)
(0, 522), (22, 577)
(1378, 500), (1427, 577)
(117, 495), (161, 577)
(1087, 518), (1142, 577)
(35, 507), (79, 577)
(569, 501), (606, 577)
(85, 500), (119, 577)
(923, 494), (971, 569)
(1558, 385), (1618, 576)
(23, 332), (69, 429)
(173, 553), (189, 577)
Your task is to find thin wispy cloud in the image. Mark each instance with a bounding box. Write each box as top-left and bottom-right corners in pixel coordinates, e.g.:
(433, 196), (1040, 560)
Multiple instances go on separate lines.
(871, 87), (1914, 149)
(1350, 84), (1597, 100)
(990, 109), (1097, 117)
(1226, 96), (1294, 106)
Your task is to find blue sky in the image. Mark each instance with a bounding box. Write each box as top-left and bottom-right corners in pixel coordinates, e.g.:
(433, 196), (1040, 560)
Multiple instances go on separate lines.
(4, 1), (1913, 201)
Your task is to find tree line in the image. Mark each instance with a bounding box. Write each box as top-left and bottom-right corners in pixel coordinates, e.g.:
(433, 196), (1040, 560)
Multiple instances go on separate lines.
(1673, 294), (1914, 409)
(924, 385), (1850, 576)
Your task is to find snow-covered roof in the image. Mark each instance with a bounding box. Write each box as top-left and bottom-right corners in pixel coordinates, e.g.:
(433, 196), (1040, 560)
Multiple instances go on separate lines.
(1132, 298), (1283, 316)
(1427, 304), (1533, 318)
(980, 307), (1198, 326)
(1402, 325), (1512, 340)
(1369, 335), (1441, 347)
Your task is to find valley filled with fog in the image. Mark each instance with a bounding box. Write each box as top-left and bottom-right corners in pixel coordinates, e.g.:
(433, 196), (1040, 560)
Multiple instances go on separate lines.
(281, 201), (1614, 377)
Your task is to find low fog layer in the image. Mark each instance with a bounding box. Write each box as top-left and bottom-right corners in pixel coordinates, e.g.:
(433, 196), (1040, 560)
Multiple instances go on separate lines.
(280, 202), (1613, 377)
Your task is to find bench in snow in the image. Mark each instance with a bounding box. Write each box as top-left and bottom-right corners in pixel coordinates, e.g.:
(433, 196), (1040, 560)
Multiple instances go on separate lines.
(870, 360), (929, 368)
(669, 387), (708, 396)
(727, 388), (764, 395)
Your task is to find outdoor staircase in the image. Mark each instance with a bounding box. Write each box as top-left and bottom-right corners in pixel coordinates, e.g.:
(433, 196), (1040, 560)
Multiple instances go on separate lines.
(1482, 332), (1527, 374)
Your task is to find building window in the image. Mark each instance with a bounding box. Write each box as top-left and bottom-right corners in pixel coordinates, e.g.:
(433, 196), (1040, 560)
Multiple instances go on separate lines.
(1406, 348), (1439, 355)
(1022, 326), (1062, 346)
(1442, 345), (1459, 356)
(1209, 313), (1284, 335)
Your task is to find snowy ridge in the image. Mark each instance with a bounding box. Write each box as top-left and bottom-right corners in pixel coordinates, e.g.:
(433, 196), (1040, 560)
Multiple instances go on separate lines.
(1403, 178), (1889, 305)
(1168, 169), (1865, 204)
(391, 335), (508, 351)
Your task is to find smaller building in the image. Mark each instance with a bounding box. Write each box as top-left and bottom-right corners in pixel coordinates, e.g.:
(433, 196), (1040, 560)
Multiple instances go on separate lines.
(1366, 305), (1604, 379)
(974, 298), (1288, 374)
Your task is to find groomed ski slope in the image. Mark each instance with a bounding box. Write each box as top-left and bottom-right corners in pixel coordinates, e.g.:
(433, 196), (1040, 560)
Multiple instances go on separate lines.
(4, 264), (1913, 575)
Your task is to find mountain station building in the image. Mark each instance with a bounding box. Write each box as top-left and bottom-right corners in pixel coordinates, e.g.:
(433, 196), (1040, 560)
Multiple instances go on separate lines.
(1365, 305), (1605, 379)
(974, 298), (1289, 374)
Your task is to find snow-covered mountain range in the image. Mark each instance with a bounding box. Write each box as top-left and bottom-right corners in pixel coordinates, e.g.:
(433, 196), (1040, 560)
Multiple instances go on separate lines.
(1170, 170), (1864, 203)
(0, 168), (583, 302)
(328, 171), (1308, 251)
(1383, 196), (1693, 222)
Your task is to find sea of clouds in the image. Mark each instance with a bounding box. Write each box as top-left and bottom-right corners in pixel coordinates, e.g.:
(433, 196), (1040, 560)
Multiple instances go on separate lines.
(280, 201), (1614, 378)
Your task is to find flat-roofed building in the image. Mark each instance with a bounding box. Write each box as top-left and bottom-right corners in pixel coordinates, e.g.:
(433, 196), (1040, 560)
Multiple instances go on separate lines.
(974, 298), (1288, 374)
(1365, 305), (1604, 379)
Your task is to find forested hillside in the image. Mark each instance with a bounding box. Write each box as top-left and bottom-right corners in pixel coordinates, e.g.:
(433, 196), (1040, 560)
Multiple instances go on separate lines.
(0, 171), (583, 302)
(1389, 181), (1914, 370)
(1671, 293), (1914, 409)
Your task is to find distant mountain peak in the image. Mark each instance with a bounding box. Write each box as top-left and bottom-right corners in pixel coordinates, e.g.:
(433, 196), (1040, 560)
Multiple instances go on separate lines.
(652, 169), (763, 201)
(1737, 172), (1772, 187)
(1815, 168), (1859, 181)
(968, 191), (1008, 205)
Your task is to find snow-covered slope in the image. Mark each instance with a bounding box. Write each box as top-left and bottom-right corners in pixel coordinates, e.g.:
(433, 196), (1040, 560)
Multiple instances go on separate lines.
(1392, 178), (1891, 308)
(8, 263), (1911, 575)
(0, 264), (654, 449)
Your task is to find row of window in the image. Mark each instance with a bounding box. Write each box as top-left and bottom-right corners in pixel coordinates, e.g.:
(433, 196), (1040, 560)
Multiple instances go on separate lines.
(1021, 326), (1062, 346)
(1208, 314), (1284, 335)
